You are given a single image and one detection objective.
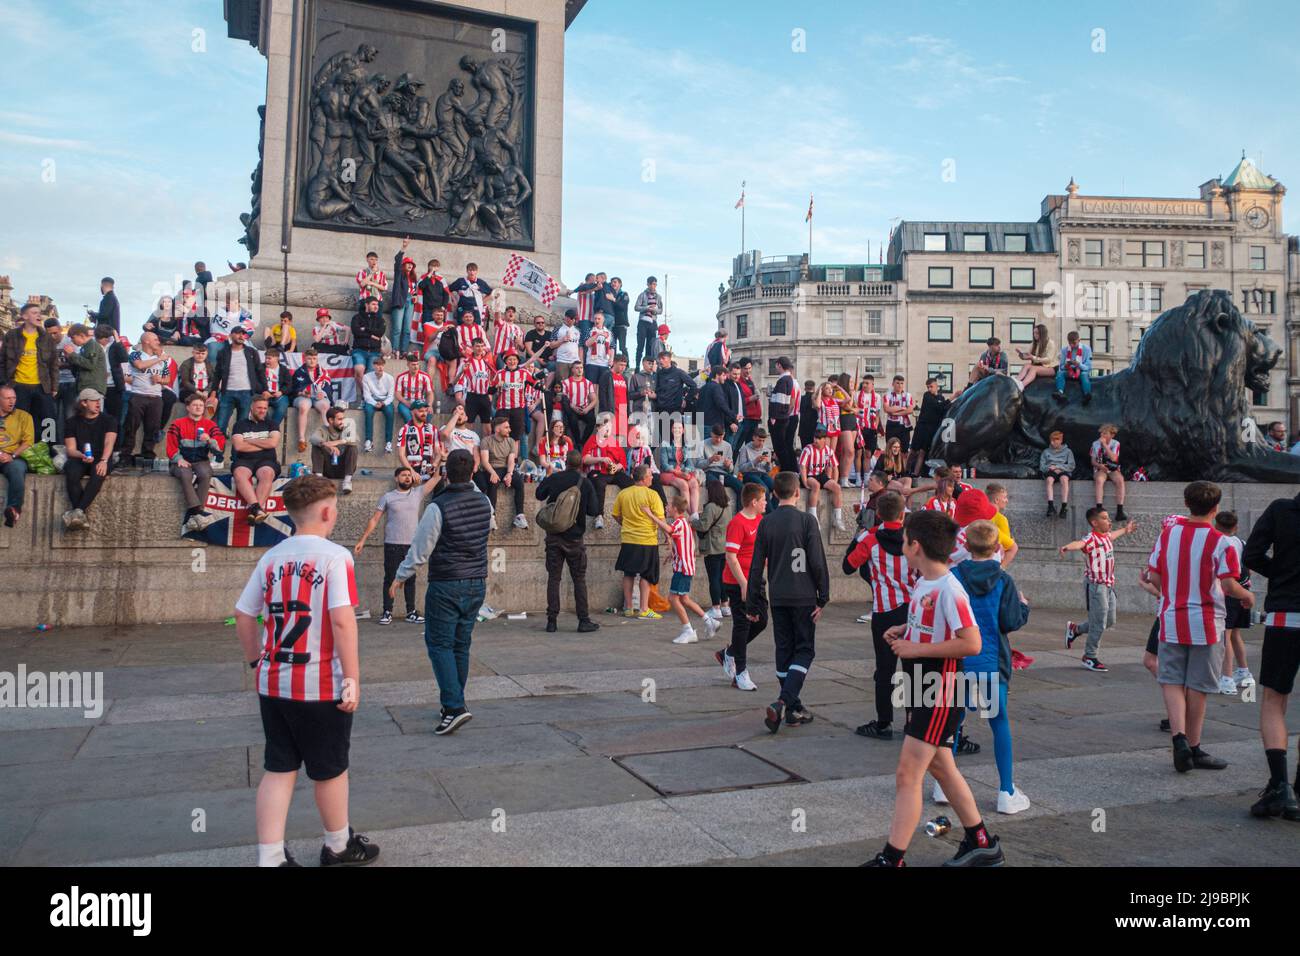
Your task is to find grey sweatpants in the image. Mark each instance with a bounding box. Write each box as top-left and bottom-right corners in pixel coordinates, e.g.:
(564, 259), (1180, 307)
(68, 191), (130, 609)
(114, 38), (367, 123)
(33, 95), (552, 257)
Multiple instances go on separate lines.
(1075, 580), (1117, 659)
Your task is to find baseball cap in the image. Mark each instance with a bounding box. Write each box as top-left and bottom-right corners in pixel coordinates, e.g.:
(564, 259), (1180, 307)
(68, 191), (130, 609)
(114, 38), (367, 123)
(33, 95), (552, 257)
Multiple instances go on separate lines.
(657, 324), (670, 336)
(315, 307), (331, 318)
(813, 424), (828, 438)
(410, 399), (429, 410)
(230, 325), (247, 335)
(953, 489), (996, 527)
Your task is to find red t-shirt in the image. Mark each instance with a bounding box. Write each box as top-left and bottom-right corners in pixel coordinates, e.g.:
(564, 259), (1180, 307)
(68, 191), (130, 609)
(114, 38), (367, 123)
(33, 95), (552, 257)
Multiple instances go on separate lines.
(723, 511), (763, 585)
(581, 435), (627, 475)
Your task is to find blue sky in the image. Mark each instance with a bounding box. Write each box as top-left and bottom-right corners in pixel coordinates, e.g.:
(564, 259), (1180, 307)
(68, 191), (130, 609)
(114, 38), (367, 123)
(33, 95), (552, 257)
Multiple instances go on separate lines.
(2, 0), (1297, 355)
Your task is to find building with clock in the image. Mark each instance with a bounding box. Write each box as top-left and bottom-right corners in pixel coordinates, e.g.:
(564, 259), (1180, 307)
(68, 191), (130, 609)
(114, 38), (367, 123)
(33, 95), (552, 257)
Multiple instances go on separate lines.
(716, 155), (1298, 429)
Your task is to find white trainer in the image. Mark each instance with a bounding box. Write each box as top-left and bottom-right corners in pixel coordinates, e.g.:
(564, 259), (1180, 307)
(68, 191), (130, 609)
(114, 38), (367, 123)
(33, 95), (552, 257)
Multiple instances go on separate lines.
(672, 625), (698, 645)
(385, 441), (393, 454)
(997, 786), (1031, 815)
(513, 513), (528, 530)
(703, 614), (720, 639)
(733, 670), (758, 692)
(1218, 675), (1238, 696)
(1234, 667), (1255, 687)
(364, 440), (373, 453)
(341, 475), (353, 495)
(721, 605), (732, 617)
(594, 515), (604, 530)
(719, 651), (736, 681)
(833, 508), (846, 532)
(856, 611), (872, 624)
(932, 780), (949, 805)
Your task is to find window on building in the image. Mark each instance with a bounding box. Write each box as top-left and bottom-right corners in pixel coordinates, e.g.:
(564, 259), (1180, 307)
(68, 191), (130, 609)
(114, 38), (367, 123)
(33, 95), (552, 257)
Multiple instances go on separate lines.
(928, 266), (953, 288)
(928, 317), (953, 342)
(1092, 368), (1109, 379)
(927, 363), (955, 393)
(1251, 246), (1266, 270)
(825, 267), (845, 283)
(1009, 364), (1023, 377)
(1185, 285), (1205, 297)
(767, 358), (781, 375)
(963, 234), (987, 253)
(1244, 289), (1279, 315)
(1083, 283), (1103, 315)
(863, 357), (883, 377)
(1004, 234), (1028, 253)
(1148, 285), (1163, 313)
(1009, 319), (1035, 344)
(864, 268), (883, 282)
(969, 318), (994, 342)
(923, 233), (948, 252)
(1185, 241), (1205, 269)
(969, 267), (994, 289)
(866, 310), (883, 334)
(1125, 240), (1164, 267)
(1081, 324), (1111, 354)
(1084, 239), (1103, 267)
(1010, 268), (1035, 289)
(1253, 385), (1269, 407)
(825, 310), (844, 336)
(736, 314), (748, 339)
(1129, 284), (1145, 313)
(825, 356), (844, 376)
(769, 312), (786, 336)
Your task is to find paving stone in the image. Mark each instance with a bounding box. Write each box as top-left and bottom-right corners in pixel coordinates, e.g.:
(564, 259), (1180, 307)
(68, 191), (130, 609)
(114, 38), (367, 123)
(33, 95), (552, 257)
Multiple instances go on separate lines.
(556, 710), (767, 757)
(388, 691), (646, 733)
(0, 747), (250, 807)
(617, 746), (797, 796)
(0, 725), (92, 765)
(437, 755), (659, 818)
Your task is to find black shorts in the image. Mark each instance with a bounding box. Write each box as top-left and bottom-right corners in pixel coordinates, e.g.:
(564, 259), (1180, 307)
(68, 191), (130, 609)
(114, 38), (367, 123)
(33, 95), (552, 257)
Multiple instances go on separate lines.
(1145, 618), (1160, 656)
(502, 407), (525, 441)
(234, 457), (281, 479)
(1224, 596), (1252, 631)
(1260, 626), (1300, 695)
(902, 658), (962, 746)
(465, 393), (493, 423)
(615, 542), (660, 584)
(259, 695), (353, 781)
(860, 430), (879, 453)
(838, 413), (858, 433)
(885, 422), (911, 453)
(807, 471), (832, 487)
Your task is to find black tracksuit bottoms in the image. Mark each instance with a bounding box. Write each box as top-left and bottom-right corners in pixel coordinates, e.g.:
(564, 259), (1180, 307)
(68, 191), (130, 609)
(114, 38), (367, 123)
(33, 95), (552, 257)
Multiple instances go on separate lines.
(723, 582), (767, 674)
(772, 604), (817, 709)
(870, 605), (908, 727)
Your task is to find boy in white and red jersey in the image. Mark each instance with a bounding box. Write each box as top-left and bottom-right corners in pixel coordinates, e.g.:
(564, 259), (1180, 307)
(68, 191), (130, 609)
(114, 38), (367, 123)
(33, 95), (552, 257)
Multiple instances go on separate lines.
(355, 251), (387, 306)
(456, 338), (496, 427)
(843, 491), (914, 739)
(1061, 505), (1138, 672)
(864, 508), (1004, 868)
(584, 311), (614, 387)
(798, 424), (846, 530)
(1147, 481), (1254, 773)
(491, 305), (524, 362)
(394, 353), (433, 428)
(643, 494), (720, 645)
(883, 374), (915, 453)
(234, 475), (379, 868)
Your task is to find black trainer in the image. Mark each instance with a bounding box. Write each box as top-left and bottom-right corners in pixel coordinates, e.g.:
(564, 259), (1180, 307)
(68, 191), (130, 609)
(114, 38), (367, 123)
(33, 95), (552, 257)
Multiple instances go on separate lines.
(1044, 502), (1056, 518)
(1052, 390), (1066, 404)
(1173, 735), (1194, 773)
(280, 849), (301, 867)
(576, 619), (600, 633)
(1191, 747), (1227, 770)
(785, 707), (815, 726)
(855, 720), (893, 740)
(378, 611), (393, 625)
(434, 709), (473, 735)
(1250, 780), (1300, 820)
(1115, 505), (1128, 522)
(956, 736), (981, 755)
(1159, 718), (1171, 732)
(320, 829), (380, 867)
(1058, 502), (1068, 519)
(545, 618), (558, 633)
(763, 700), (784, 734)
(943, 833), (1005, 867)
(860, 851), (904, 868)
(1081, 656), (1108, 672)
(405, 611), (425, 624)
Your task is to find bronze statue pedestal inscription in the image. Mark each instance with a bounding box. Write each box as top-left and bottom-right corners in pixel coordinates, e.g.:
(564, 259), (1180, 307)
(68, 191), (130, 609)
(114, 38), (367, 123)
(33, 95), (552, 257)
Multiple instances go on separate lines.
(295, 0), (536, 250)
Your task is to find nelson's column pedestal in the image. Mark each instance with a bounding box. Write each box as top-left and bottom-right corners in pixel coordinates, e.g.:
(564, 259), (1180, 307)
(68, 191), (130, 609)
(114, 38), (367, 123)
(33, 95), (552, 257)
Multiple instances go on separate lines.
(221, 0), (582, 324)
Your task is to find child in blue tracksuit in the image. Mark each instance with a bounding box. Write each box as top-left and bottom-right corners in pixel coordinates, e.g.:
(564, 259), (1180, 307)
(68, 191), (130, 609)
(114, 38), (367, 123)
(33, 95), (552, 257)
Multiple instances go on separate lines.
(947, 520), (1031, 815)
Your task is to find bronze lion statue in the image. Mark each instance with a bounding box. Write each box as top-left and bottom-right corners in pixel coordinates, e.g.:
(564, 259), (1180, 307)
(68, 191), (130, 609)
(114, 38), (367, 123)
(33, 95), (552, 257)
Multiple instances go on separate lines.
(929, 290), (1299, 482)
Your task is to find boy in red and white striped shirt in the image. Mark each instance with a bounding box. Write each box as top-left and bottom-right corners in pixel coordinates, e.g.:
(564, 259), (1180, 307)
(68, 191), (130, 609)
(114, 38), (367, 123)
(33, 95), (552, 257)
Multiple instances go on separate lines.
(234, 475), (379, 868)
(643, 494), (720, 645)
(356, 252), (387, 305)
(843, 491), (915, 739)
(1060, 505), (1138, 671)
(394, 354), (433, 427)
(1147, 481), (1254, 773)
(798, 425), (846, 531)
(864, 509), (1003, 868)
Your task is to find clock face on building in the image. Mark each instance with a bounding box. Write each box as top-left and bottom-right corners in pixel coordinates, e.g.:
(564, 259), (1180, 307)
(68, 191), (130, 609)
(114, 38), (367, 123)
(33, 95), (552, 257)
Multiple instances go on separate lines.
(1245, 205), (1269, 229)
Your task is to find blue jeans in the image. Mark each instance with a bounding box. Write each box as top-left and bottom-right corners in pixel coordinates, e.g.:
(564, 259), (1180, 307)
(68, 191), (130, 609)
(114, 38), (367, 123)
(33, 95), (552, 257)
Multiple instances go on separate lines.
(707, 471), (744, 509)
(390, 302), (414, 356)
(423, 578), (486, 712)
(1, 457), (27, 510)
(397, 403), (413, 427)
(742, 470), (777, 511)
(364, 401), (395, 443)
(267, 395), (290, 428)
(214, 390), (253, 460)
(352, 349), (381, 374)
(1055, 368), (1091, 395)
(206, 341), (225, 366)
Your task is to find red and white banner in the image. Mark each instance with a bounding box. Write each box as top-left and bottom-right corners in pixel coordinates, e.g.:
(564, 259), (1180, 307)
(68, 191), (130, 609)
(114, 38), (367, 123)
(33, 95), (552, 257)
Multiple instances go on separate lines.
(181, 476), (296, 548)
(501, 254), (562, 308)
(281, 351), (356, 404)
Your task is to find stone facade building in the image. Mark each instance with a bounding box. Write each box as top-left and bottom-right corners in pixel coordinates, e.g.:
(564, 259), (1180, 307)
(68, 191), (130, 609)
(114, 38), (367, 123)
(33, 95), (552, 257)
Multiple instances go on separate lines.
(716, 156), (1296, 428)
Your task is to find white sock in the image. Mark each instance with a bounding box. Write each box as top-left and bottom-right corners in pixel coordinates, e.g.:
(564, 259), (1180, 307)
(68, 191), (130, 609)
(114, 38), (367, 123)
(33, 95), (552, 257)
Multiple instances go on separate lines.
(324, 825), (350, 853)
(257, 841), (287, 867)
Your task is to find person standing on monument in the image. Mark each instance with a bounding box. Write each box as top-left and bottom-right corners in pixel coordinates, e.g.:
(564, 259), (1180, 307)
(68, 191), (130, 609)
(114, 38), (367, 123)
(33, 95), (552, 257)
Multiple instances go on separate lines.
(389, 239), (418, 358)
(448, 262), (493, 327)
(356, 250), (388, 309)
(633, 276), (663, 368)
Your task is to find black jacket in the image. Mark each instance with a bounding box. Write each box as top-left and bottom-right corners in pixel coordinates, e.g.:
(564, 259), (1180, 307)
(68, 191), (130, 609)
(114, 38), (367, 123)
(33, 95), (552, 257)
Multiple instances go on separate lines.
(351, 310), (386, 352)
(214, 344), (266, 394)
(653, 365), (697, 414)
(611, 290), (630, 328)
(747, 504), (830, 610)
(106, 340), (129, 391)
(91, 291), (120, 332)
(418, 274), (449, 318)
(389, 251), (412, 309)
(798, 392), (818, 446)
(1244, 493), (1300, 611)
(697, 379), (738, 431)
(426, 482), (493, 581)
(536, 468), (602, 541)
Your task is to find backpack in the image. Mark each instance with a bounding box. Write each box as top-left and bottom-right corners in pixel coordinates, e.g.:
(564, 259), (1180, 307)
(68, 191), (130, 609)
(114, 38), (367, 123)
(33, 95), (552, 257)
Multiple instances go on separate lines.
(438, 326), (461, 362)
(537, 482), (583, 534)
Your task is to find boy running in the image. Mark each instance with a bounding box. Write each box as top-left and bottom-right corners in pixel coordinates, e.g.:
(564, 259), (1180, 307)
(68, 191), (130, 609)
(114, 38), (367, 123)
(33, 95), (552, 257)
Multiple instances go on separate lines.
(234, 475), (380, 867)
(643, 495), (721, 644)
(862, 509), (1004, 868)
(1061, 505), (1138, 672)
